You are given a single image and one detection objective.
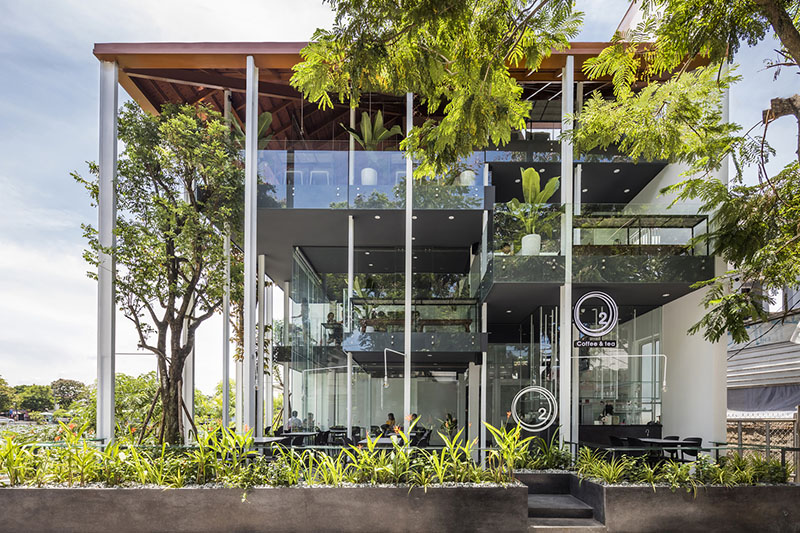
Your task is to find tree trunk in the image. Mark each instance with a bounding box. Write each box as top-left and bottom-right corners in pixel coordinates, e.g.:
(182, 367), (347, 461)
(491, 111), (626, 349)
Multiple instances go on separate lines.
(161, 376), (182, 444)
(752, 0), (800, 67)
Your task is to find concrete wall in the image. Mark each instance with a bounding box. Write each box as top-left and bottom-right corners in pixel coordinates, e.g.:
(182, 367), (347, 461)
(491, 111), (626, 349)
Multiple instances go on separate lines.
(571, 479), (800, 533)
(661, 288), (727, 445)
(0, 486), (528, 533)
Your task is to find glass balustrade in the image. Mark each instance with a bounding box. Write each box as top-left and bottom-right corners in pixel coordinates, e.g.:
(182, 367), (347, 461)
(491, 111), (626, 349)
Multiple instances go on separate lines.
(479, 202), (712, 285)
(256, 141), (484, 210)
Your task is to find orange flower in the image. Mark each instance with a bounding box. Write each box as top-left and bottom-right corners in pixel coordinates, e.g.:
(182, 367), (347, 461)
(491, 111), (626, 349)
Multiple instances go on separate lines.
(68, 423), (75, 430)
(393, 425), (401, 434)
(506, 411), (512, 419)
(404, 414), (413, 421)
(131, 427), (137, 433)
(55, 436), (61, 441)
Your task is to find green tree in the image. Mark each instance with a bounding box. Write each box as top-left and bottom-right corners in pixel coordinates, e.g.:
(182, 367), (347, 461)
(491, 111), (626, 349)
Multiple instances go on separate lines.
(291, 0), (583, 175)
(570, 0), (800, 343)
(50, 379), (86, 409)
(0, 376), (14, 412)
(74, 103), (244, 443)
(17, 385), (54, 412)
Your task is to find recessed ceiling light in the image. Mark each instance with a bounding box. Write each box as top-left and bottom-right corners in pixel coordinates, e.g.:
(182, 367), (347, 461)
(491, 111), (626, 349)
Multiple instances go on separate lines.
(582, 188), (588, 193)
(427, 354), (433, 357)
(539, 168), (545, 172)
(374, 215), (381, 220)
(364, 251), (370, 255)
(515, 179), (521, 183)
(448, 215), (455, 220)
(662, 293), (670, 297)
(412, 237), (416, 241)
(368, 263), (374, 267)
(623, 188), (631, 193)
(506, 309), (512, 314)
(412, 215), (418, 220)
(613, 168), (620, 174)
(413, 256), (418, 260)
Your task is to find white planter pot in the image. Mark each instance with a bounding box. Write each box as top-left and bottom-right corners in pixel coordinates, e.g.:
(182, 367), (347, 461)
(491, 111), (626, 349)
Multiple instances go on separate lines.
(519, 233), (542, 256)
(361, 167), (378, 186)
(457, 170), (476, 186)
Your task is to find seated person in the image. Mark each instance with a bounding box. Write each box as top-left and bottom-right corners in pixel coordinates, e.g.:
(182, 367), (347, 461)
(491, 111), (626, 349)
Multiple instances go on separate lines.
(287, 410), (302, 432)
(324, 312), (343, 345)
(380, 412), (397, 435)
(411, 413), (425, 431)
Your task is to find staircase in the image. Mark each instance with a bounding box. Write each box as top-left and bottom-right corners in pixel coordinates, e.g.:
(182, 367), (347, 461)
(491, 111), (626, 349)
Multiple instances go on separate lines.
(517, 473), (606, 533)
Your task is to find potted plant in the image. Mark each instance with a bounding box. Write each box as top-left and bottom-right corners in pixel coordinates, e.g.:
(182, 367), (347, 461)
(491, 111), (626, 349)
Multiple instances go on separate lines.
(506, 168), (560, 256)
(342, 110), (403, 186)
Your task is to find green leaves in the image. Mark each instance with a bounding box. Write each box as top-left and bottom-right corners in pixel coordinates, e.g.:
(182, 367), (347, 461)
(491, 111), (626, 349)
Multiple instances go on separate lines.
(73, 102), (245, 443)
(292, 0), (584, 174)
(505, 168), (560, 235)
(341, 110), (403, 150)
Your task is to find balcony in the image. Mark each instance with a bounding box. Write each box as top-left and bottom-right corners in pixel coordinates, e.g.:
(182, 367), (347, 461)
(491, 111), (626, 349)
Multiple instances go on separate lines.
(482, 203), (712, 287)
(256, 141), (484, 210)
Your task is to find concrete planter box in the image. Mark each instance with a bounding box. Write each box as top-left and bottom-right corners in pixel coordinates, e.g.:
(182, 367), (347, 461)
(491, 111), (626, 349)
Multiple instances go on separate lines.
(571, 477), (800, 533)
(0, 485), (527, 533)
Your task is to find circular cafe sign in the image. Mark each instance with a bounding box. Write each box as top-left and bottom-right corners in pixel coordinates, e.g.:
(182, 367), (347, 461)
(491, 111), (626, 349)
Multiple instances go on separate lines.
(510, 386), (558, 432)
(573, 291), (618, 337)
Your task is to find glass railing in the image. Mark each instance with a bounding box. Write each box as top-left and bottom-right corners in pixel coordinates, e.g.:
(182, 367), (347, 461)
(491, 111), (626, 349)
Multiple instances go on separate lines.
(256, 143), (484, 210)
(481, 202), (712, 285)
(572, 202), (713, 283)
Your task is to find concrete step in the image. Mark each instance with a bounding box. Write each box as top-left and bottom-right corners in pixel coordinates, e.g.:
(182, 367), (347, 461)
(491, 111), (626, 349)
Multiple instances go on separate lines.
(516, 472), (571, 494)
(528, 494), (595, 519)
(528, 518), (607, 532)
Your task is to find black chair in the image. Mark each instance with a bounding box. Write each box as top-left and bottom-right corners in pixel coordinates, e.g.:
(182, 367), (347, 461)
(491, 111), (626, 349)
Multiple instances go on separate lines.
(417, 429), (432, 448)
(626, 437), (654, 460)
(275, 426), (284, 436)
(680, 437), (703, 462)
(314, 430), (330, 446)
(662, 435), (679, 459)
(292, 434), (306, 447)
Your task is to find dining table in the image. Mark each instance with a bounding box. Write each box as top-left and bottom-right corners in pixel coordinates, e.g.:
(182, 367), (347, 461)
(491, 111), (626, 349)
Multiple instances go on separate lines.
(638, 438), (698, 447)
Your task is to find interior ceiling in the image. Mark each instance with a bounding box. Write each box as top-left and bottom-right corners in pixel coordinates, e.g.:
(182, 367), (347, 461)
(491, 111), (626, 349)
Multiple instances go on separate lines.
(351, 350), (479, 376)
(257, 209), (483, 284)
(485, 281), (697, 325)
(303, 246), (471, 275)
(491, 160), (667, 204)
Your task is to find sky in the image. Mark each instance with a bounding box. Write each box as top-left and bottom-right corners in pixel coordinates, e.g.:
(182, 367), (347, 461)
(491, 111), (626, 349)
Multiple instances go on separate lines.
(0, 0), (796, 394)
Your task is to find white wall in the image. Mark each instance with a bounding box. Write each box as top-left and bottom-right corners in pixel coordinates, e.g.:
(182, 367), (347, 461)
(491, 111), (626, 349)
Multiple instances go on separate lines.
(629, 163), (688, 208)
(661, 288), (727, 445)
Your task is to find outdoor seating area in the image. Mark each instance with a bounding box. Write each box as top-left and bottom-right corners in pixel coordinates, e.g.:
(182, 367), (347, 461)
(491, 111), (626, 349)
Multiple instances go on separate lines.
(586, 435), (704, 463)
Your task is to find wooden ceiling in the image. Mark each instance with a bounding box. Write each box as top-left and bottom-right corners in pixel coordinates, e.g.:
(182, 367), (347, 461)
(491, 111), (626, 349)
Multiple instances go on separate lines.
(92, 41), (640, 144)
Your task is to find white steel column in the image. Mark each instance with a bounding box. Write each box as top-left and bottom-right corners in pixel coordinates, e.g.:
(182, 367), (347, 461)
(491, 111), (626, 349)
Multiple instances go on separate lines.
(480, 302), (487, 464)
(222, 90), (232, 429)
(181, 303), (195, 441)
(283, 281), (291, 428)
(468, 362), (480, 460)
(403, 92), (413, 433)
(346, 352), (353, 439)
(266, 281), (274, 431)
(256, 255), (266, 436)
(559, 56), (575, 446)
(182, 186), (195, 443)
(347, 215), (354, 332)
(348, 108), (356, 186)
(242, 55), (259, 433)
(97, 60), (118, 444)
(223, 233), (231, 428)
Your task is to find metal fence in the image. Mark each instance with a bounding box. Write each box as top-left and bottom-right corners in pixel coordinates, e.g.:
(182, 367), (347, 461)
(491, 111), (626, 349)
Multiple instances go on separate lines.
(726, 413), (799, 479)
